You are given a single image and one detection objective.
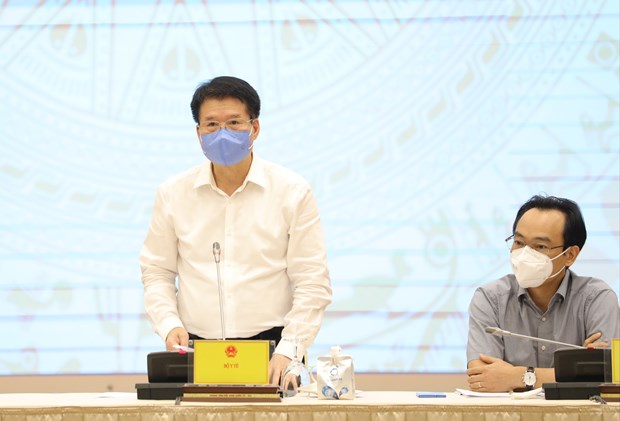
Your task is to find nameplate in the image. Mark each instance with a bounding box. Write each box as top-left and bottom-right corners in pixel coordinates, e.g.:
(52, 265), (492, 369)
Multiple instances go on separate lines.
(613, 338), (620, 383)
(193, 340), (270, 385)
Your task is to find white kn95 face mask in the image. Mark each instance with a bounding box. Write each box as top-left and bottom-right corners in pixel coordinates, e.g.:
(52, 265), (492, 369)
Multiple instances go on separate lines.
(511, 246), (568, 288)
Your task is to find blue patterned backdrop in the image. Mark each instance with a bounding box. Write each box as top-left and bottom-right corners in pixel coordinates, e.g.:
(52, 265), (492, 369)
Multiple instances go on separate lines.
(0, 0), (618, 375)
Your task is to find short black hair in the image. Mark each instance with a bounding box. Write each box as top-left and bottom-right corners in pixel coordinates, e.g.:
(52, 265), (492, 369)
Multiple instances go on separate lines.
(190, 76), (261, 124)
(512, 194), (587, 250)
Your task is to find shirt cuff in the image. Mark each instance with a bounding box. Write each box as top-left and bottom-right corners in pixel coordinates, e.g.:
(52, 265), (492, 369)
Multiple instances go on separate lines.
(274, 339), (304, 360)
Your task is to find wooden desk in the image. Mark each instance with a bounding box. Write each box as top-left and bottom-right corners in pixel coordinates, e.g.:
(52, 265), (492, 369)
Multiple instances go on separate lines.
(0, 391), (617, 420)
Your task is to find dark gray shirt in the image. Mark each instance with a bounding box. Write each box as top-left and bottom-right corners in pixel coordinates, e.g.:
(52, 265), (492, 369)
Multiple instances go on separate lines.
(467, 270), (620, 368)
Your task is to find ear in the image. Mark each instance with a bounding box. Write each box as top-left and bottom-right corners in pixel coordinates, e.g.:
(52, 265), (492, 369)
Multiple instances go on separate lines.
(563, 245), (580, 267)
(196, 125), (202, 144)
(250, 119), (260, 143)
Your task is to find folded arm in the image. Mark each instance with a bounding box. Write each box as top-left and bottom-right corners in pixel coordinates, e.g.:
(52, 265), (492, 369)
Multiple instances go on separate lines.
(467, 354), (555, 392)
(466, 331), (606, 392)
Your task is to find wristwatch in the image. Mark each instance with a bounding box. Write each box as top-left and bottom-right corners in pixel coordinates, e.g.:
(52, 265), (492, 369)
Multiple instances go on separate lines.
(523, 367), (536, 391)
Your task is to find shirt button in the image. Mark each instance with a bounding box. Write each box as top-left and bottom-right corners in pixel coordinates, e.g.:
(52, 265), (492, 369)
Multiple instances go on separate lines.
(541, 345), (546, 351)
(541, 317), (546, 322)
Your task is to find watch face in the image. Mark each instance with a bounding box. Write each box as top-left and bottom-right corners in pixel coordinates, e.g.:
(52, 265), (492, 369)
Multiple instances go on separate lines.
(523, 371), (536, 385)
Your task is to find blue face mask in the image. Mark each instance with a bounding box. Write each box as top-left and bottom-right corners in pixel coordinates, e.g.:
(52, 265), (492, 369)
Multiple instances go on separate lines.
(200, 128), (252, 166)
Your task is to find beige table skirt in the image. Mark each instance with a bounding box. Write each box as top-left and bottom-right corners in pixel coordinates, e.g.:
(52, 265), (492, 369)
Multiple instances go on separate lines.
(0, 391), (617, 421)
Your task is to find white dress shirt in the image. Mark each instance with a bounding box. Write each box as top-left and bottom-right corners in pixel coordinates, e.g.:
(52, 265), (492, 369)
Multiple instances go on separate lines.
(140, 155), (332, 358)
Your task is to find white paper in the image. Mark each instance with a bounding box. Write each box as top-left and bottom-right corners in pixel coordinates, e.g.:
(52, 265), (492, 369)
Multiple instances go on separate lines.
(455, 388), (544, 399)
(511, 387), (545, 399)
(455, 388), (511, 398)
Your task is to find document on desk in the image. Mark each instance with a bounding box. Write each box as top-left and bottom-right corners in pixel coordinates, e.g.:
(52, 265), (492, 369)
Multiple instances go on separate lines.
(455, 388), (511, 398)
(455, 388), (544, 399)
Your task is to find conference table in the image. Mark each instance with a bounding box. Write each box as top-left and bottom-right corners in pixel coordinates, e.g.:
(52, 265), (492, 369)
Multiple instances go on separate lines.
(0, 391), (617, 421)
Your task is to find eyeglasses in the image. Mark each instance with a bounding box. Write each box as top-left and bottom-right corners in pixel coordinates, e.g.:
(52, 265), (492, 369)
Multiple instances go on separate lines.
(198, 118), (253, 134)
(505, 235), (565, 256)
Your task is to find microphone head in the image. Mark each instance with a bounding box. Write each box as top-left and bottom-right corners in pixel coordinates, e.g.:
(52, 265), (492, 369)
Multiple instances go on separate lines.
(213, 242), (221, 263)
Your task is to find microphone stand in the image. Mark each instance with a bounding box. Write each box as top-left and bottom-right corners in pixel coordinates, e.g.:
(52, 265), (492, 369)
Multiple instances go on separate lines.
(213, 242), (225, 340)
(485, 327), (585, 349)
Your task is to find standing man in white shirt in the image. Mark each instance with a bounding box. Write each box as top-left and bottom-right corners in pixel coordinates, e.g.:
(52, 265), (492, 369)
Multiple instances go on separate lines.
(140, 76), (332, 385)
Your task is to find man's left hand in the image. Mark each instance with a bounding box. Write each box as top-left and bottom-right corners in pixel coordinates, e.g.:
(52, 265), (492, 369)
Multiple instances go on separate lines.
(466, 354), (522, 392)
(269, 353), (292, 386)
(584, 332), (608, 348)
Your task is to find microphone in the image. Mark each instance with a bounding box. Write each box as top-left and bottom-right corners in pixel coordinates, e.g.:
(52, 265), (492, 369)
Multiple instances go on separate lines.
(213, 242), (225, 340)
(213, 241), (221, 263)
(484, 326), (585, 349)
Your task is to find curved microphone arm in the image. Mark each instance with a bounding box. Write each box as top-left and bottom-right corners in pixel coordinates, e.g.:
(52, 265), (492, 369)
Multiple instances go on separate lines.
(484, 327), (585, 349)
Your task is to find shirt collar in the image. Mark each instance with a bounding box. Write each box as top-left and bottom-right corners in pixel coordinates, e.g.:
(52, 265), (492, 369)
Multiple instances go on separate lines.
(193, 154), (268, 190)
(244, 154), (268, 188)
(554, 269), (571, 300)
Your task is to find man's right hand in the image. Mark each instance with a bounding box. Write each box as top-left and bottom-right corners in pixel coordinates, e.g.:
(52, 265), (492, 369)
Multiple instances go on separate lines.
(165, 327), (189, 351)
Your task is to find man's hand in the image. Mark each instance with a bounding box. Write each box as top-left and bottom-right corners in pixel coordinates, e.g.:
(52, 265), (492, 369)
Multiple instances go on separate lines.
(584, 332), (608, 348)
(466, 354), (522, 392)
(268, 353), (292, 386)
(165, 327), (189, 351)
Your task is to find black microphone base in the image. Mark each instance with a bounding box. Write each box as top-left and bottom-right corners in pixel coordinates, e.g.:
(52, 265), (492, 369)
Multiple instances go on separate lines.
(543, 382), (602, 400)
(136, 382), (185, 400)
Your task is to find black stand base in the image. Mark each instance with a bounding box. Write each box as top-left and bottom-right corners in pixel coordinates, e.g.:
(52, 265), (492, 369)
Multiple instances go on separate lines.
(543, 382), (601, 400)
(136, 382), (185, 400)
